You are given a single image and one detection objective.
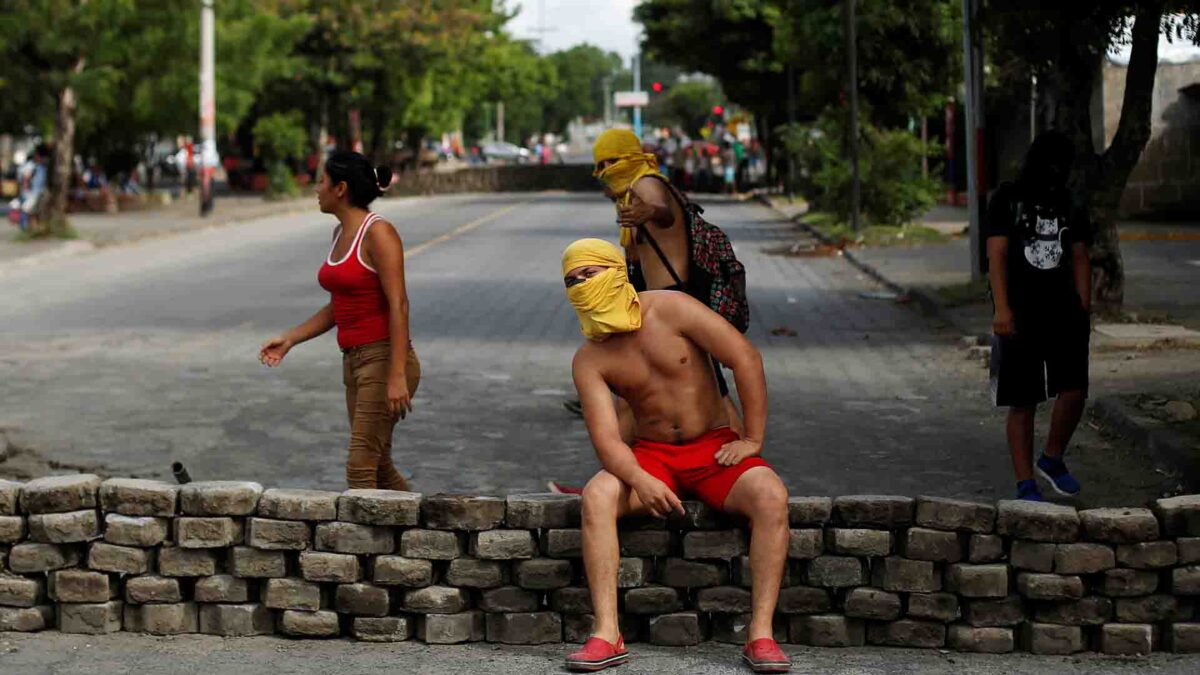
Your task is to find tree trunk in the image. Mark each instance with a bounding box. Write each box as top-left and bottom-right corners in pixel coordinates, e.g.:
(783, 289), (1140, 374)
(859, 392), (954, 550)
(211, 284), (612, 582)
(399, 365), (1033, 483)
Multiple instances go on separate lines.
(37, 57), (86, 237)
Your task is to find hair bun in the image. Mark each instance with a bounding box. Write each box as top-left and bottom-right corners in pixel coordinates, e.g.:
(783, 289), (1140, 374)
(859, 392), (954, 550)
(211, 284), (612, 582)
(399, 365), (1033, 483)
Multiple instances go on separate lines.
(374, 165), (393, 192)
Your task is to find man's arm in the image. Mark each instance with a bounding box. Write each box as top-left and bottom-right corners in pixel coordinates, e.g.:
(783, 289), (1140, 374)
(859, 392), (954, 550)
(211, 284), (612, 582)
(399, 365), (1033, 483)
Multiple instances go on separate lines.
(987, 237), (1016, 336)
(573, 350), (683, 517)
(663, 295), (767, 453)
(1071, 241), (1091, 312)
(617, 176), (675, 231)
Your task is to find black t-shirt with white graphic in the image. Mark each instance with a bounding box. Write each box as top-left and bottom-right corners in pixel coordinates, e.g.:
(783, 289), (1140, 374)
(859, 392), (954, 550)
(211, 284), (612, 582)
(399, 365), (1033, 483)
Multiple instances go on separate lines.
(985, 182), (1089, 322)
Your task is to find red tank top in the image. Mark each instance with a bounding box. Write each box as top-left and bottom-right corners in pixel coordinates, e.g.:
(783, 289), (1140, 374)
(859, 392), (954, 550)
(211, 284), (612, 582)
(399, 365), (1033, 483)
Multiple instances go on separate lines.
(317, 213), (391, 350)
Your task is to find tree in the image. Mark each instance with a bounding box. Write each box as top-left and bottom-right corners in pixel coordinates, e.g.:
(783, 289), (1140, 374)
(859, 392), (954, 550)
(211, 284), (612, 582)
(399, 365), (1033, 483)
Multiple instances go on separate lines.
(544, 44), (623, 132)
(645, 79), (724, 136)
(986, 4), (1198, 312)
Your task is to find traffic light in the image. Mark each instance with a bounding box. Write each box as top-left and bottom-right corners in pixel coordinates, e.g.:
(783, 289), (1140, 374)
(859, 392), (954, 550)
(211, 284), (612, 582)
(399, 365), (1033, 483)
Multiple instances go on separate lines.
(651, 82), (664, 93)
(712, 105), (724, 116)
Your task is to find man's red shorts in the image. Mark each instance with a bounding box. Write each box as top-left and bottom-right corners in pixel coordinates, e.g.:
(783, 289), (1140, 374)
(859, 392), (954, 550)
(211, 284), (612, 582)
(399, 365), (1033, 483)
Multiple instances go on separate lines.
(632, 427), (771, 510)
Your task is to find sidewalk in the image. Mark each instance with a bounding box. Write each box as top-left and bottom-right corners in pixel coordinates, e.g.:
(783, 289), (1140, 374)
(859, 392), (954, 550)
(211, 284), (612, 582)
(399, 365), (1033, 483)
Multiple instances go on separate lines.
(1, 193), (313, 270)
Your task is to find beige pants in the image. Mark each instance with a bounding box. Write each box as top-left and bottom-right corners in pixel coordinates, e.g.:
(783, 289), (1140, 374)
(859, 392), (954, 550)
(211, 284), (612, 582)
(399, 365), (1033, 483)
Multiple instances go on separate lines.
(341, 340), (420, 490)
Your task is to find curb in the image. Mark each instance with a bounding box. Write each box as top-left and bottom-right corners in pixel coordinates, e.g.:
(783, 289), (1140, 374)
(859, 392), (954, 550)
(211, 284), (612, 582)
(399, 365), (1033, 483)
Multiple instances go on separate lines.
(1091, 396), (1200, 491)
(754, 194), (970, 332)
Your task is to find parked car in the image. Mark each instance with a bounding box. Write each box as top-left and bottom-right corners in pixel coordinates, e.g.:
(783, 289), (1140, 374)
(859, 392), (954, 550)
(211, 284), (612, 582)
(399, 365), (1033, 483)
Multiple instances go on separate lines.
(480, 142), (530, 164)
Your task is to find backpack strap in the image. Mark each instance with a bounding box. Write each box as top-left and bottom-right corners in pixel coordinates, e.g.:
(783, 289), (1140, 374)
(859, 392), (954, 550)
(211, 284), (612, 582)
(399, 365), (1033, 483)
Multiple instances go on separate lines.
(630, 174), (689, 289)
(635, 223), (685, 288)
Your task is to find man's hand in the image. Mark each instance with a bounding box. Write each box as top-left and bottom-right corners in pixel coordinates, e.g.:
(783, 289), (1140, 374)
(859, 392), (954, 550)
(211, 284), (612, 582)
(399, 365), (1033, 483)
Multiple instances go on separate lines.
(632, 474), (684, 519)
(993, 307), (1017, 337)
(388, 375), (413, 420)
(259, 336), (293, 367)
(714, 438), (762, 467)
(617, 201), (655, 230)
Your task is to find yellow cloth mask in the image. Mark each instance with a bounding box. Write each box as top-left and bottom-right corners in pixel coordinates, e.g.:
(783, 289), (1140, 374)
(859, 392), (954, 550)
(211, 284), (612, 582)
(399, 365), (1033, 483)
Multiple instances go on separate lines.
(562, 238), (642, 341)
(593, 129), (661, 248)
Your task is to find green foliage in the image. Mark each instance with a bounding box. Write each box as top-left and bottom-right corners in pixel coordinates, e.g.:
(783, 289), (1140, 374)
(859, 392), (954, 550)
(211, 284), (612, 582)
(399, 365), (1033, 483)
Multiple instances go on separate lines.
(544, 44), (624, 132)
(646, 79), (724, 136)
(253, 111), (306, 198)
(789, 108), (942, 227)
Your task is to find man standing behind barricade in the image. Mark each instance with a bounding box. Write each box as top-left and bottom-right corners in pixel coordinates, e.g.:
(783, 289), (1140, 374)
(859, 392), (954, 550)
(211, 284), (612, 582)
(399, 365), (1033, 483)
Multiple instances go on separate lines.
(986, 130), (1092, 502)
(560, 239), (790, 673)
(570, 128), (745, 434)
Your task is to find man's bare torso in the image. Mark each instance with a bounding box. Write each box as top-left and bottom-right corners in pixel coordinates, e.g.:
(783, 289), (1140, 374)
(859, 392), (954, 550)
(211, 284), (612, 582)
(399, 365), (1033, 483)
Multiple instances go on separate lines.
(576, 292), (726, 444)
(627, 177), (689, 291)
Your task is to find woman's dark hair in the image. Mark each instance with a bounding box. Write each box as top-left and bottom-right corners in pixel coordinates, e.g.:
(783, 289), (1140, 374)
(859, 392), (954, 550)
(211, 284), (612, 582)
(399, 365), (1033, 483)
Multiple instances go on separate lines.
(324, 150), (392, 208)
(1018, 130), (1075, 191)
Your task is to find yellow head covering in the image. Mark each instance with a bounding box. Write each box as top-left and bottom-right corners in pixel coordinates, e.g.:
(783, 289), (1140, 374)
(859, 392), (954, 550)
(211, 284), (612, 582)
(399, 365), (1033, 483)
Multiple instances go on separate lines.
(562, 238), (642, 341)
(593, 129), (661, 248)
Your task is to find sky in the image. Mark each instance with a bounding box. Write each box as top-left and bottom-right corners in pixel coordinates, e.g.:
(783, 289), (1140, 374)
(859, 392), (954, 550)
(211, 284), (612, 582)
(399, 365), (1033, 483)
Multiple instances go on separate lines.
(506, 0), (640, 61)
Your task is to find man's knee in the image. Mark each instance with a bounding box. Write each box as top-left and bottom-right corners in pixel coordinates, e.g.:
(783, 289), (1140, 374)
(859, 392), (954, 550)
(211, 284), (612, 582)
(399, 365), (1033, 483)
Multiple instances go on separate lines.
(738, 470), (788, 522)
(581, 472), (623, 520)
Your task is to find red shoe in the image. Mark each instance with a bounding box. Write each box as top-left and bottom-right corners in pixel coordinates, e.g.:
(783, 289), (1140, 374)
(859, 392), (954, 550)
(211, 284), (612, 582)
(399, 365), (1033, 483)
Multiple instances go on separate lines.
(742, 638), (790, 673)
(565, 635), (628, 672)
(548, 480), (584, 495)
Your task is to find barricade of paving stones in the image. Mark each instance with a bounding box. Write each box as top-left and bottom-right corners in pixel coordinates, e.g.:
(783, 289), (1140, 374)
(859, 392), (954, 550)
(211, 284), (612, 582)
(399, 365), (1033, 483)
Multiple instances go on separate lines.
(2, 476), (1200, 655)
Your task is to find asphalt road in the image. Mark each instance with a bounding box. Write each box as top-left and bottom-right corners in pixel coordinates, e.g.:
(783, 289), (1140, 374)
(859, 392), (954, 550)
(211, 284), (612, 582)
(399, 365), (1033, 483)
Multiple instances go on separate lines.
(0, 191), (1175, 504)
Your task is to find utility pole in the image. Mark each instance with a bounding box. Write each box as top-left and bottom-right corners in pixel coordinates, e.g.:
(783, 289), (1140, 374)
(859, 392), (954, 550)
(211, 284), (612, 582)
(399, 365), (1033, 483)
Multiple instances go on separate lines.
(199, 0), (216, 216)
(961, 0), (985, 280)
(786, 62), (796, 200)
(632, 52), (643, 139)
(843, 0), (860, 232)
(602, 75), (613, 126)
(496, 101), (505, 142)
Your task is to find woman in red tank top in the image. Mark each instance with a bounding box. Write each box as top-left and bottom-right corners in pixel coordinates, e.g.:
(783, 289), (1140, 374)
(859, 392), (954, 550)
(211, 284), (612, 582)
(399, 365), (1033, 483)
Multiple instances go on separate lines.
(259, 151), (419, 491)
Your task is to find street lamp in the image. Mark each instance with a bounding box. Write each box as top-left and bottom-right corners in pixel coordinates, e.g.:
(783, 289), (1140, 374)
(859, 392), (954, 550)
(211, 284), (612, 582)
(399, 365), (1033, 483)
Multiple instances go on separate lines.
(199, 0), (216, 216)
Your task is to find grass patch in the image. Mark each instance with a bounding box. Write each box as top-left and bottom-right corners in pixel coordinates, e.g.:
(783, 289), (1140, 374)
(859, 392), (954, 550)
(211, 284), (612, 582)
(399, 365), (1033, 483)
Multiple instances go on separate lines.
(801, 210), (950, 248)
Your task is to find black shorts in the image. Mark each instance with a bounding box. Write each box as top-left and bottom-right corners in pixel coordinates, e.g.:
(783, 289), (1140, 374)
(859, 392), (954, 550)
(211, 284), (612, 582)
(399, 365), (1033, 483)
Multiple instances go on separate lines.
(989, 317), (1090, 408)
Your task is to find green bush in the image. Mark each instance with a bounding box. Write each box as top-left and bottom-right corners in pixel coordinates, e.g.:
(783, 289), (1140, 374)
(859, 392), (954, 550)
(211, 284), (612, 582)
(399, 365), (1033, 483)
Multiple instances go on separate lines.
(783, 108), (942, 227)
(253, 112), (307, 199)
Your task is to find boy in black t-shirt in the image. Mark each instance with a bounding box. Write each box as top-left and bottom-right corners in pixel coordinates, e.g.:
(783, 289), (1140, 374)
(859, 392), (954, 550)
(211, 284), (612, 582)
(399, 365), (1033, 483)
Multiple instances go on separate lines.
(985, 131), (1092, 502)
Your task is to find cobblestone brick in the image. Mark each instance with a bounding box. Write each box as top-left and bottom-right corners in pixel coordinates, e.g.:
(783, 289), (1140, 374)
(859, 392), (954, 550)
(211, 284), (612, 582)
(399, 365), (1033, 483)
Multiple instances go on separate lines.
(20, 474), (101, 514)
(968, 534), (1005, 563)
(866, 619), (946, 648)
(470, 530), (535, 560)
(549, 587), (592, 614)
(198, 603), (273, 636)
(682, 530), (746, 559)
(422, 495), (505, 531)
(399, 529), (464, 559)
(1020, 622), (1084, 654)
(337, 489), (421, 527)
(944, 564), (1007, 598)
(787, 497), (832, 526)
(1179, 538), (1200, 564)
(1115, 594), (1194, 622)
(246, 517), (311, 551)
(542, 529), (582, 558)
(947, 625), (1013, 653)
(335, 582), (390, 616)
(257, 488), (339, 521)
(0, 605), (54, 632)
(902, 527), (962, 562)
(314, 521), (392, 554)
(1053, 542), (1115, 574)
(50, 569), (112, 602)
(28, 509), (99, 543)
(124, 576), (182, 604)
(445, 558), (507, 588)
(1166, 623), (1200, 653)
(299, 551), (360, 583)
(372, 555), (434, 587)
(843, 587), (901, 620)
(505, 493), (579, 529)
(694, 586), (752, 613)
(871, 556), (938, 593)
(417, 610), (484, 643)
(789, 614), (864, 647)
(1033, 596), (1113, 625)
(1098, 568), (1159, 597)
(59, 600), (122, 634)
(1099, 623), (1153, 655)
(88, 542), (151, 575)
(732, 555), (793, 588)
(963, 596), (1025, 627)
(834, 495), (914, 528)
(648, 611), (704, 646)
(514, 558), (572, 589)
(996, 500), (1079, 542)
(403, 585), (469, 613)
(1174, 565), (1200, 594)
(0, 515), (25, 543)
(1156, 495), (1200, 536)
(906, 592), (959, 622)
(617, 557), (651, 588)
(624, 586), (682, 614)
(1116, 540), (1177, 569)
(176, 517), (242, 548)
(915, 497), (996, 533)
(1010, 540), (1055, 572)
(0, 576), (43, 607)
(98, 478), (177, 517)
(7, 542), (80, 573)
(193, 575), (249, 603)
(279, 609), (339, 637)
(619, 530), (671, 557)
(104, 514), (168, 547)
(671, 501), (725, 530)
(123, 602), (198, 634)
(486, 611), (563, 644)
(1016, 573), (1084, 601)
(826, 528), (892, 557)
(788, 529), (823, 559)
(808, 555), (867, 588)
(352, 616), (413, 642)
(228, 546), (287, 578)
(1079, 507), (1159, 543)
(775, 586), (832, 614)
(179, 481), (263, 516)
(479, 586), (540, 613)
(261, 578), (321, 611)
(0, 479), (21, 515)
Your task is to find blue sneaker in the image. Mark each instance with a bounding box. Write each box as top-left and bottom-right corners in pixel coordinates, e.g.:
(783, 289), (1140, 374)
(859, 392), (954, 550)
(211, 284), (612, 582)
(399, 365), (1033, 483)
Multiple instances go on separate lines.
(1016, 479), (1044, 501)
(1037, 453), (1081, 496)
